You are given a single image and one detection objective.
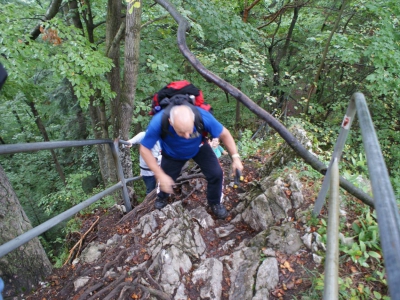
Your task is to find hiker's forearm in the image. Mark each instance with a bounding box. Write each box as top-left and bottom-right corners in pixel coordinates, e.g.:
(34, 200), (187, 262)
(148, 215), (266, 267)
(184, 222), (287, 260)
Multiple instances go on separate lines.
(219, 127), (243, 173)
(219, 127), (238, 156)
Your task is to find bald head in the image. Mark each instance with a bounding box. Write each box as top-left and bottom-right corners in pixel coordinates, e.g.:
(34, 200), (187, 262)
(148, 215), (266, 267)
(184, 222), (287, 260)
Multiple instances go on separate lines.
(169, 105), (195, 139)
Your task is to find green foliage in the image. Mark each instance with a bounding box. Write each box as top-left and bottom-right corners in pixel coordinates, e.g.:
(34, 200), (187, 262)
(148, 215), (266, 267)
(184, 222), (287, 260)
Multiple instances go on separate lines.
(237, 129), (264, 159)
(296, 267), (323, 299)
(259, 252), (267, 262)
(362, 1), (400, 99)
(337, 276), (389, 300)
(299, 164), (323, 181)
(39, 19), (116, 109)
(0, 2), (114, 111)
(38, 171), (112, 217)
(39, 235), (70, 268)
(347, 208), (381, 249)
(65, 217), (83, 234)
(38, 171), (90, 215)
(390, 171), (400, 204)
(37, 217), (83, 266)
(307, 203), (387, 299)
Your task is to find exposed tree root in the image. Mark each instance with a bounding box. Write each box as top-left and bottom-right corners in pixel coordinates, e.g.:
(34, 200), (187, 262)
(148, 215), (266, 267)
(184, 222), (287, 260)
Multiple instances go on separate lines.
(102, 248), (127, 276)
(77, 279), (107, 300)
(85, 271), (127, 300)
(114, 282), (172, 300)
(58, 167), (214, 299)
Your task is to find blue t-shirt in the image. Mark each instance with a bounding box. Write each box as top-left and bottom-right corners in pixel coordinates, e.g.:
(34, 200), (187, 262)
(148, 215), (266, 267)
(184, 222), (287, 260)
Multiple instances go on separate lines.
(141, 108), (223, 160)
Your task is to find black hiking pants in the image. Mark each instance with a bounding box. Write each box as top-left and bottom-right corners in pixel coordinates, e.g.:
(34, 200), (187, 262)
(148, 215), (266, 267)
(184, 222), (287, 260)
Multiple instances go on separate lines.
(158, 141), (223, 205)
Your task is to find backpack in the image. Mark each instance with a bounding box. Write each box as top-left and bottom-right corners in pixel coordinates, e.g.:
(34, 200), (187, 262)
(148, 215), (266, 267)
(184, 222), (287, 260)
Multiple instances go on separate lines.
(150, 80), (212, 139)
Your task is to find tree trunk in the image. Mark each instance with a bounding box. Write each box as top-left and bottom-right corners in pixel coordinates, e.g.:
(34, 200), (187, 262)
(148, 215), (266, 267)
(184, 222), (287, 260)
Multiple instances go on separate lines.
(88, 97), (114, 185)
(268, 6), (300, 106)
(106, 0), (122, 141)
(29, 0), (63, 40)
(0, 164), (52, 297)
(119, 0), (143, 181)
(26, 100), (66, 185)
(80, 0), (118, 186)
(63, 0), (84, 29)
(12, 110), (25, 134)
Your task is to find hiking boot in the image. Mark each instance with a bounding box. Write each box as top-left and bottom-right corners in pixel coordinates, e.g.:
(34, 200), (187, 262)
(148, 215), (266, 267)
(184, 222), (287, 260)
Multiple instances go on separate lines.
(155, 197), (168, 210)
(210, 203), (228, 219)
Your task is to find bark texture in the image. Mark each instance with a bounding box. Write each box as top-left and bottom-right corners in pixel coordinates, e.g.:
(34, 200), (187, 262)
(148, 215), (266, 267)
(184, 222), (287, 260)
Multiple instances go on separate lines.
(0, 165), (52, 297)
(119, 0), (143, 181)
(29, 0), (63, 39)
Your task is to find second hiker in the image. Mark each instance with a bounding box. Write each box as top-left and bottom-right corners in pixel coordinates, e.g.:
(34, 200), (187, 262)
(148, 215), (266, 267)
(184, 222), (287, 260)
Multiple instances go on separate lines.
(140, 103), (243, 219)
(210, 137), (228, 159)
(127, 131), (162, 195)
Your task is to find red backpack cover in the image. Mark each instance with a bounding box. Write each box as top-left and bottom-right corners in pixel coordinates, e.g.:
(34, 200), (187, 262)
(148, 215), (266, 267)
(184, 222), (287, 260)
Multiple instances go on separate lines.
(150, 80), (212, 115)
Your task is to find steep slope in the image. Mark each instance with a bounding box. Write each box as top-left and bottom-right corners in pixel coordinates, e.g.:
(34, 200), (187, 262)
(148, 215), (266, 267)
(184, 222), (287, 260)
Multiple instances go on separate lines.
(25, 155), (325, 300)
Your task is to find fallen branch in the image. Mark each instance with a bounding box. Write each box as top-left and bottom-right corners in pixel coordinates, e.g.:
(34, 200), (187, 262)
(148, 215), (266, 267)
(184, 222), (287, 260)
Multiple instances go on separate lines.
(63, 216), (100, 266)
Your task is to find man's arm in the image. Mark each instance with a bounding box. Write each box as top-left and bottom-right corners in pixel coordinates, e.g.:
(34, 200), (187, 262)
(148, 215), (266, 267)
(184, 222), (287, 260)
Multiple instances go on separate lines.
(219, 127), (244, 174)
(140, 145), (174, 193)
(127, 132), (145, 148)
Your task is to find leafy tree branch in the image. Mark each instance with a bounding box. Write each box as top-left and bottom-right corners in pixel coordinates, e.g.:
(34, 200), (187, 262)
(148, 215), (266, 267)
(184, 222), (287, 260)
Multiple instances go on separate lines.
(154, 0), (374, 208)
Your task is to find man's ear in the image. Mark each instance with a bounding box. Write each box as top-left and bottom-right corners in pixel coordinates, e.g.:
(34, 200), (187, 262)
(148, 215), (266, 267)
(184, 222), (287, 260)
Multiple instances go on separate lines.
(168, 118), (172, 125)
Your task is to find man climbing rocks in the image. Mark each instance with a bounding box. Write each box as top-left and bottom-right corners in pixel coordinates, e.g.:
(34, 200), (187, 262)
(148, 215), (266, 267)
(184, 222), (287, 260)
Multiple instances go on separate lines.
(140, 104), (243, 219)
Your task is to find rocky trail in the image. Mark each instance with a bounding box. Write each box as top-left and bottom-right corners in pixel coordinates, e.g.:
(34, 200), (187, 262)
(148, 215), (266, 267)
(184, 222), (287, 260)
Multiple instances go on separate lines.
(25, 155), (329, 300)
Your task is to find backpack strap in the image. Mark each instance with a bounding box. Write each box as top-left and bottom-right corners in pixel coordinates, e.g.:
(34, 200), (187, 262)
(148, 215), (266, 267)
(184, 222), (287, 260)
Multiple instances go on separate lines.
(160, 102), (204, 139)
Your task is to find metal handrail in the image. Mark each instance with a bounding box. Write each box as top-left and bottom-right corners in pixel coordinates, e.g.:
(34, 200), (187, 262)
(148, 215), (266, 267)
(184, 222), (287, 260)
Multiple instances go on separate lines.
(323, 158), (339, 300)
(0, 139), (141, 258)
(315, 92), (400, 298)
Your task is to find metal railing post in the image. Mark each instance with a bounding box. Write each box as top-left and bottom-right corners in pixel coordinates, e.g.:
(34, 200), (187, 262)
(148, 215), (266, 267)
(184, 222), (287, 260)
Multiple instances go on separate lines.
(313, 99), (357, 216)
(316, 92), (400, 298)
(109, 140), (132, 212)
(353, 93), (400, 297)
(323, 158), (339, 300)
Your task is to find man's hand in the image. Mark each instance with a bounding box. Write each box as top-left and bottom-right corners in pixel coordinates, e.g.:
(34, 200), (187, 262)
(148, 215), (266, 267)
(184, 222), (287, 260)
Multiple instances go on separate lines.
(126, 142), (133, 148)
(231, 156), (244, 177)
(218, 127), (243, 175)
(157, 173), (175, 194)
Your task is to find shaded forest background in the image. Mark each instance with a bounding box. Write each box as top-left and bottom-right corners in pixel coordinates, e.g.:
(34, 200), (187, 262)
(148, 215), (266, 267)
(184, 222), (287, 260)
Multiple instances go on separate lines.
(0, 0), (399, 293)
